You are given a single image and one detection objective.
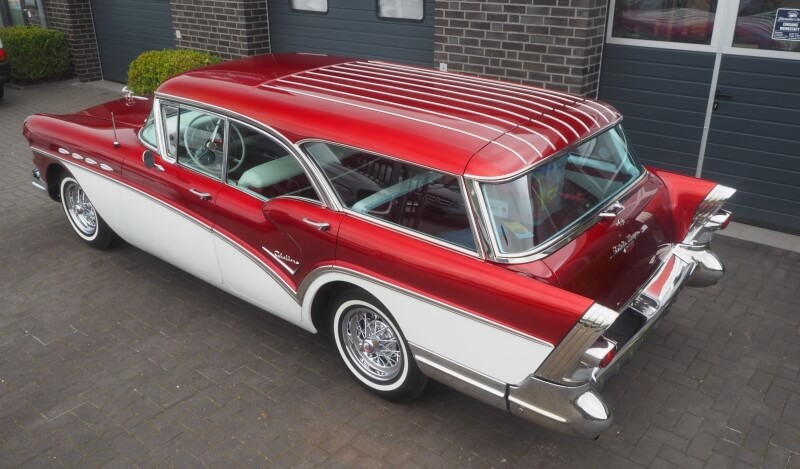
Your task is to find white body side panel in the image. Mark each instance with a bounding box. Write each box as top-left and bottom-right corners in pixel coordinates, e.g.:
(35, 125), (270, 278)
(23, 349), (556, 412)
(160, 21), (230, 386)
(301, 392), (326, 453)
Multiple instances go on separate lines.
(69, 164), (223, 286)
(302, 272), (553, 385)
(213, 237), (306, 330)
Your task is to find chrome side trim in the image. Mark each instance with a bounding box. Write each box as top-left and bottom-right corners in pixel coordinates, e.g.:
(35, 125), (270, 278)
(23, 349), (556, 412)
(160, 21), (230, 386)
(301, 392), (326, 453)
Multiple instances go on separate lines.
(410, 344), (508, 410)
(298, 265), (554, 347)
(33, 146), (214, 233)
(534, 304), (619, 385)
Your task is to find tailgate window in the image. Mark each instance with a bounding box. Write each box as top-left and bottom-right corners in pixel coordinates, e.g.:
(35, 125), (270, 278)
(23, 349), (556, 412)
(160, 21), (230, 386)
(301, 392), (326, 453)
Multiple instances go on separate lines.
(481, 125), (643, 254)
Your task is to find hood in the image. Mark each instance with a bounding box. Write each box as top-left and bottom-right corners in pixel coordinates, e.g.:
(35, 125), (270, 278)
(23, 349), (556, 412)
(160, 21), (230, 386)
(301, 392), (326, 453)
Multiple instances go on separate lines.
(76, 96), (153, 128)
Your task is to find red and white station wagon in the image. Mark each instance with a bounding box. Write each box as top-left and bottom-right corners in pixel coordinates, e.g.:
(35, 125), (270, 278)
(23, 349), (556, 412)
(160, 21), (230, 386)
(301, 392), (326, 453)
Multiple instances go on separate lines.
(24, 54), (734, 438)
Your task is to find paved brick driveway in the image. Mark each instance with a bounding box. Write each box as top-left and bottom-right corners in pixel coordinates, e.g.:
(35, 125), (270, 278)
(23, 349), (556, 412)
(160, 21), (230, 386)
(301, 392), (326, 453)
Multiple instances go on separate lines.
(1, 80), (798, 468)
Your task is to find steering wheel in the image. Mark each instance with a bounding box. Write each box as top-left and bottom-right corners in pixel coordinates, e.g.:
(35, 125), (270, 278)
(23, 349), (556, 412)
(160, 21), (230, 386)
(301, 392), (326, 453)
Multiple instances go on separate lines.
(183, 114), (246, 172)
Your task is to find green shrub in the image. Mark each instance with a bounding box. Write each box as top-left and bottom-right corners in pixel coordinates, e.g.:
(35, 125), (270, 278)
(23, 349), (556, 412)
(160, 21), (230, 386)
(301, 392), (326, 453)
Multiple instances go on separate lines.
(0, 26), (71, 82)
(127, 49), (222, 95)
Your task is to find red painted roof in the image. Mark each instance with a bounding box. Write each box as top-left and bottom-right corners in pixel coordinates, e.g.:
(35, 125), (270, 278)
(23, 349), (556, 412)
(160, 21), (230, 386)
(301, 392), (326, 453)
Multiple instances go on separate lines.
(157, 53), (620, 179)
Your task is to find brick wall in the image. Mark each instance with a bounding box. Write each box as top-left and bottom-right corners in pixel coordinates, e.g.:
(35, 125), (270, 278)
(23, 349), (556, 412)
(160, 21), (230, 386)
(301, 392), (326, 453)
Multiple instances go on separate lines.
(169, 0), (270, 60)
(435, 0), (608, 97)
(43, 0), (101, 81)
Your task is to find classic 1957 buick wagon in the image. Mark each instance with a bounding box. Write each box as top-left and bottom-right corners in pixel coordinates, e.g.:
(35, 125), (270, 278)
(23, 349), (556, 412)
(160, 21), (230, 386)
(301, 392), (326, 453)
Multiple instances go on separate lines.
(24, 53), (734, 438)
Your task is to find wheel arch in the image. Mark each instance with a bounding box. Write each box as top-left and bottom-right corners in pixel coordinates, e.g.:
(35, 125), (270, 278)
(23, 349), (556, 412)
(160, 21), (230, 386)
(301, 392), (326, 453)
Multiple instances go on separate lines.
(308, 279), (366, 332)
(46, 163), (67, 201)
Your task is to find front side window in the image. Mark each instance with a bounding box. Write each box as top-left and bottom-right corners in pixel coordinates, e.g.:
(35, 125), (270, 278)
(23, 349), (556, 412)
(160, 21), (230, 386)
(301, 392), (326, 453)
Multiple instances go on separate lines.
(377, 0), (424, 20)
(227, 122), (319, 202)
(481, 125), (644, 255)
(611, 0), (718, 44)
(733, 1), (800, 52)
(139, 109), (158, 150)
(161, 103), (226, 180)
(303, 142), (475, 251)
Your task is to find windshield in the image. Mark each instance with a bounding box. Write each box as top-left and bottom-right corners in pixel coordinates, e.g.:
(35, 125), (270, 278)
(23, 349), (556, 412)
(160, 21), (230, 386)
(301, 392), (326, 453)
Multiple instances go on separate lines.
(480, 125), (643, 255)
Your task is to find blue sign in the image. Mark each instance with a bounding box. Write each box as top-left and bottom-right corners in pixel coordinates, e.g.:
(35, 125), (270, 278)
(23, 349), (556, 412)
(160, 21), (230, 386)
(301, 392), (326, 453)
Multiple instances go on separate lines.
(773, 8), (800, 41)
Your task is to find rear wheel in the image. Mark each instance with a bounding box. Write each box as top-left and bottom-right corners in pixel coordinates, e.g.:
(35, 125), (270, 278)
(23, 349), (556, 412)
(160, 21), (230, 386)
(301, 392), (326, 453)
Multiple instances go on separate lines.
(330, 290), (427, 401)
(60, 175), (117, 249)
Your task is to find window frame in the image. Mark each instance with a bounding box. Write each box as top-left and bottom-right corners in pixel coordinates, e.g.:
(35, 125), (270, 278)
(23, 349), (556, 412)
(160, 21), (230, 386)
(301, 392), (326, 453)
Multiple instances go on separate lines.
(160, 101), (229, 181)
(299, 139), (484, 256)
(224, 119), (323, 205)
(606, 0), (800, 59)
(375, 0), (425, 22)
(290, 0), (328, 15)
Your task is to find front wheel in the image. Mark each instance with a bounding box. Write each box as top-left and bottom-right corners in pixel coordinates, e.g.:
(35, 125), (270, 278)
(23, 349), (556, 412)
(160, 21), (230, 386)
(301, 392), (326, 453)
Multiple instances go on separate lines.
(330, 290), (427, 401)
(60, 175), (117, 249)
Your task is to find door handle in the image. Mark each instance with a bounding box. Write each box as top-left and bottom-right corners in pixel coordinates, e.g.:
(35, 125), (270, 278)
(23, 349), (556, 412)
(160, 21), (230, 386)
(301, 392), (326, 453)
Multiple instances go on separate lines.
(598, 201), (625, 219)
(303, 218), (330, 231)
(189, 188), (212, 201)
(714, 89), (733, 100)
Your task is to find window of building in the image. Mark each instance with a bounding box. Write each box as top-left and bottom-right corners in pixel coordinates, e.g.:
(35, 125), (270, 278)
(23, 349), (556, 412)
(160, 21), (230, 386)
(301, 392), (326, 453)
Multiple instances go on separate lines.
(291, 0), (327, 13)
(611, 0), (718, 45)
(732, 1), (800, 52)
(377, 0), (424, 21)
(303, 141), (475, 251)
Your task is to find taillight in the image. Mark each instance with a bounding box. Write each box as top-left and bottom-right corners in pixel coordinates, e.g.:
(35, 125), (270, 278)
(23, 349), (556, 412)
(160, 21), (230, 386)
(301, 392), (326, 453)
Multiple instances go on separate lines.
(0, 48), (6, 62)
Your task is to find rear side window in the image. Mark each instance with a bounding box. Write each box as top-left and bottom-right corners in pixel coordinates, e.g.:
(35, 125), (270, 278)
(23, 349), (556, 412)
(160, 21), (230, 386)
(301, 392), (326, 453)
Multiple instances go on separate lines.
(303, 142), (476, 251)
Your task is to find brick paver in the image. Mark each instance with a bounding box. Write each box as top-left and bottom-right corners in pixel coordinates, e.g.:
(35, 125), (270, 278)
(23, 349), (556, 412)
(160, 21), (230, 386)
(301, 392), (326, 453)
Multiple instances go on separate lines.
(1, 80), (799, 467)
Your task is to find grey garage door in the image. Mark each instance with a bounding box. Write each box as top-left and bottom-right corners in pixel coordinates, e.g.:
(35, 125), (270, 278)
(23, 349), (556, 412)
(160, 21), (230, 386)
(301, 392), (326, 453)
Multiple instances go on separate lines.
(90, 0), (175, 83)
(599, 0), (800, 235)
(268, 0), (434, 66)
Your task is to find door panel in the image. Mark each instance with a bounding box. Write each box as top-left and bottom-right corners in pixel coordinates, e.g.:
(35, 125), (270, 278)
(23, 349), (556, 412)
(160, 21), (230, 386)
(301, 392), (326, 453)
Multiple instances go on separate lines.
(703, 55), (800, 233)
(213, 188), (342, 319)
(121, 152), (223, 284)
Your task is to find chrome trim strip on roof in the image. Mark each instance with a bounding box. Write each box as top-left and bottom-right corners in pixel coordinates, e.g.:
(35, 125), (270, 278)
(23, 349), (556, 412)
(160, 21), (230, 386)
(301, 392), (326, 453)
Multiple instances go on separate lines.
(350, 62), (561, 111)
(519, 124), (560, 149)
(274, 77), (508, 133)
(270, 79), (531, 164)
(297, 265), (554, 347)
(574, 102), (609, 125)
(565, 104), (600, 127)
(366, 61), (577, 106)
(334, 63), (552, 116)
(304, 69), (531, 124)
(555, 109), (591, 133)
(542, 114), (581, 139)
(260, 83), (494, 149)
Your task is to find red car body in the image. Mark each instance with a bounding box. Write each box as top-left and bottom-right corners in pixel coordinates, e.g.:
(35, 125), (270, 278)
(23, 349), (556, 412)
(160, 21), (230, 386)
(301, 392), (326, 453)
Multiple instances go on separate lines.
(24, 53), (734, 437)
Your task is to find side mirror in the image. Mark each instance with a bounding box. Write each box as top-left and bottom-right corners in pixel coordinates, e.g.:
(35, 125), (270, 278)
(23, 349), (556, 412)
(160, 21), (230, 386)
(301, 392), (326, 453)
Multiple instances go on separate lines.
(142, 150), (165, 172)
(142, 150), (155, 168)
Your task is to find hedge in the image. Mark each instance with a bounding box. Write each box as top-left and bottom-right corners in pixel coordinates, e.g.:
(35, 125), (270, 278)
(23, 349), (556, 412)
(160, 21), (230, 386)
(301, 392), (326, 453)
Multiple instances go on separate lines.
(0, 26), (71, 82)
(127, 49), (222, 95)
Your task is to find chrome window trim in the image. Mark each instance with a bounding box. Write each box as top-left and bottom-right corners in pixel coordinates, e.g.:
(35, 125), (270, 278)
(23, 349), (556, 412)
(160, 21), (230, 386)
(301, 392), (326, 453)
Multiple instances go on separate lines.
(155, 92), (340, 210)
(223, 119), (324, 205)
(297, 139), (482, 257)
(470, 124), (647, 264)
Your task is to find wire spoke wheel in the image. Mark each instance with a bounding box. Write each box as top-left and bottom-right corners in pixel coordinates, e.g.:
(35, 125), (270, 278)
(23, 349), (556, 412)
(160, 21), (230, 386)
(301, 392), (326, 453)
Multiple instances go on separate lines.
(341, 306), (402, 381)
(63, 179), (98, 236)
